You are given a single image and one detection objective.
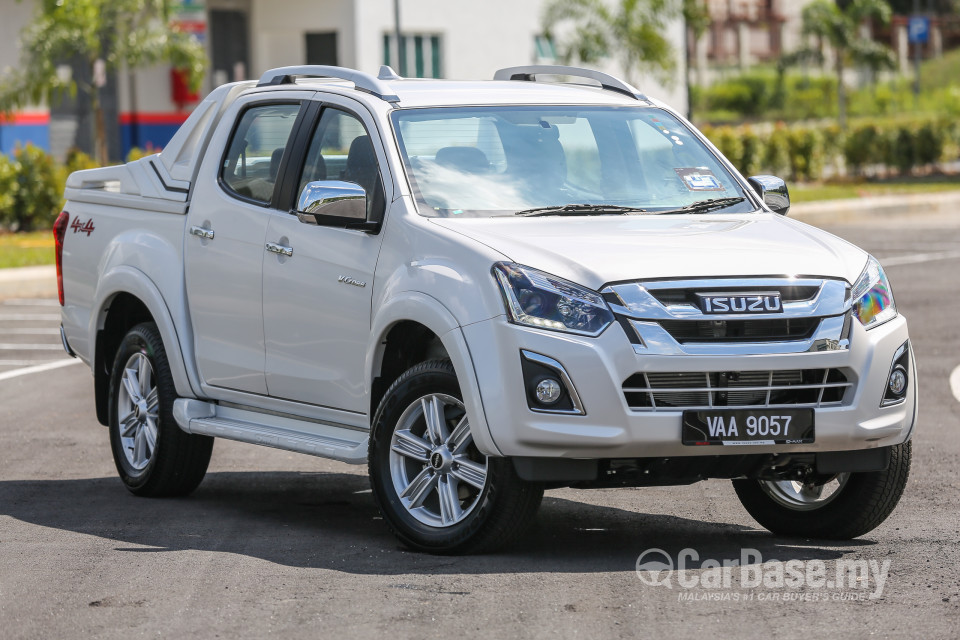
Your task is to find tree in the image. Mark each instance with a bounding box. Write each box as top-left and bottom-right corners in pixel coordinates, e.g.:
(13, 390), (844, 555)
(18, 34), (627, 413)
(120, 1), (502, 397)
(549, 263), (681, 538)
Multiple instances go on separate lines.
(786, 0), (895, 128)
(543, 0), (700, 87)
(0, 0), (206, 164)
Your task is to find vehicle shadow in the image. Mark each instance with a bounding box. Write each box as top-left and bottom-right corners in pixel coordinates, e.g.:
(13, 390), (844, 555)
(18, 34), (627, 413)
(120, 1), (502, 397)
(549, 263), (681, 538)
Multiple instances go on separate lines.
(0, 471), (873, 574)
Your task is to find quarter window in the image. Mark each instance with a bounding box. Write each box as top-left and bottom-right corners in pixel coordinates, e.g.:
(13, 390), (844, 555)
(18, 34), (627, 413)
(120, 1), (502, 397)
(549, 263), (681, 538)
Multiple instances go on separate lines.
(221, 103), (301, 204)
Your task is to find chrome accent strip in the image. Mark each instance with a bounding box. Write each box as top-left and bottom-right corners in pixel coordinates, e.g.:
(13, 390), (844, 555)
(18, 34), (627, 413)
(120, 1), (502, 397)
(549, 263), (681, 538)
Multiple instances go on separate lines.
(520, 350), (586, 415)
(628, 402), (843, 413)
(629, 315), (848, 356)
(59, 324), (76, 358)
(605, 278), (848, 321)
(622, 382), (852, 394)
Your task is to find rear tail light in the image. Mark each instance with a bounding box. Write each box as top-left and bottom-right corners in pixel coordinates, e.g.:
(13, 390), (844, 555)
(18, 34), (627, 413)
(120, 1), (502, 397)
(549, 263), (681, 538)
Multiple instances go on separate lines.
(53, 211), (69, 306)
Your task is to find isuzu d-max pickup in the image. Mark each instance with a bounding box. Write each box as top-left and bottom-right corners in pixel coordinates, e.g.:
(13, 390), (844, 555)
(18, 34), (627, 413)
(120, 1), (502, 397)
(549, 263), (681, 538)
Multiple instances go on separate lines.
(57, 65), (915, 553)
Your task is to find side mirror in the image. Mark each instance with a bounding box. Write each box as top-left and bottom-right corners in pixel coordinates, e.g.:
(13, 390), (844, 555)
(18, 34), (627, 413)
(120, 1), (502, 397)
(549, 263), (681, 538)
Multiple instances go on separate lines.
(296, 180), (367, 224)
(747, 175), (790, 216)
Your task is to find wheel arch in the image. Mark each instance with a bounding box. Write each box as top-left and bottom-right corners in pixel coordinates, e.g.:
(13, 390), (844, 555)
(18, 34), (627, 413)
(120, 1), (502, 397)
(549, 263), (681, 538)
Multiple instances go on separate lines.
(91, 266), (197, 425)
(367, 292), (501, 456)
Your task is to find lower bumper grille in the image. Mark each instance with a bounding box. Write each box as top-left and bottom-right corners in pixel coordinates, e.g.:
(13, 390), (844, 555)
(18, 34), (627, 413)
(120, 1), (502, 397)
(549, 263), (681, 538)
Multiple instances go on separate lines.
(622, 369), (851, 411)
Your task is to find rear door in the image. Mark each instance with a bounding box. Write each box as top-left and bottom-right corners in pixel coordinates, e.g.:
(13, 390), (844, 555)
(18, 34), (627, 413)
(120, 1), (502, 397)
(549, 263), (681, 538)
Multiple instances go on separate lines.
(261, 95), (391, 413)
(184, 93), (307, 394)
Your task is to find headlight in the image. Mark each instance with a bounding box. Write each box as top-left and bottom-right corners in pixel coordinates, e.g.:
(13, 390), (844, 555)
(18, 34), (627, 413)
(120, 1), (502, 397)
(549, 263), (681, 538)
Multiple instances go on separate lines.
(493, 263), (614, 336)
(850, 256), (896, 329)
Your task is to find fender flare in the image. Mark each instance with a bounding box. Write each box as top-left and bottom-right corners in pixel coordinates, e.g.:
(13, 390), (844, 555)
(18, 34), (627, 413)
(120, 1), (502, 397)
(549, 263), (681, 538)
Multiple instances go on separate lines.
(91, 265), (200, 398)
(366, 291), (502, 456)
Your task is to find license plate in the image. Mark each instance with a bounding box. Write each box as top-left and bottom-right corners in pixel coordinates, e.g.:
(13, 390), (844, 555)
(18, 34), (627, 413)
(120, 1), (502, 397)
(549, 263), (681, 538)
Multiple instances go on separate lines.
(682, 408), (814, 446)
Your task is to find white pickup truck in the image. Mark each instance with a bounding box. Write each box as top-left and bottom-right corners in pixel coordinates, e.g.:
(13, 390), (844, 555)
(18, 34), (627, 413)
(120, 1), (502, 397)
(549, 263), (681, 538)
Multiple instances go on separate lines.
(57, 65), (916, 554)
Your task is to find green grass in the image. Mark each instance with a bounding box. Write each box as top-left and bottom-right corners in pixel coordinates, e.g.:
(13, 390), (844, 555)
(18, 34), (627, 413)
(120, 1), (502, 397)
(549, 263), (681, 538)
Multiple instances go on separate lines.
(0, 230), (55, 268)
(790, 178), (960, 204)
(920, 48), (960, 93)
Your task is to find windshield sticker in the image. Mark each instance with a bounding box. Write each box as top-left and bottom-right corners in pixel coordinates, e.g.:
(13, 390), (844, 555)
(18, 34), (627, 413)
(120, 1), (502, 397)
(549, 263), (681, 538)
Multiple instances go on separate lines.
(676, 168), (725, 191)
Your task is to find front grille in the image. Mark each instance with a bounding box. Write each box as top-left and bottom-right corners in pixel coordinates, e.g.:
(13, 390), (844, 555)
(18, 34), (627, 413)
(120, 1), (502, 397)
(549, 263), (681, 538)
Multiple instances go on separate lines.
(622, 369), (851, 410)
(657, 318), (820, 343)
(648, 285), (820, 307)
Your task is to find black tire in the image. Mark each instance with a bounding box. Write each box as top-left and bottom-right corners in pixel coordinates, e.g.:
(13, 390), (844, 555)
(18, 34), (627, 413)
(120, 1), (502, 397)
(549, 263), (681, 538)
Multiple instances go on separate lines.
(368, 359), (543, 554)
(733, 441), (911, 539)
(108, 322), (213, 497)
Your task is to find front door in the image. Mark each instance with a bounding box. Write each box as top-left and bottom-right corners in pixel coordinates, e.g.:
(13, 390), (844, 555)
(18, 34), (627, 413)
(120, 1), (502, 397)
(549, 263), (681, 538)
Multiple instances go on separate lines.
(185, 99), (303, 394)
(262, 103), (388, 413)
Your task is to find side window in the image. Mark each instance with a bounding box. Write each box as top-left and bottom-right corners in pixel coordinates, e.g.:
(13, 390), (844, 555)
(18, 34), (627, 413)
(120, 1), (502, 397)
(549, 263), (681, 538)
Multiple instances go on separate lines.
(221, 103), (301, 204)
(299, 108), (385, 219)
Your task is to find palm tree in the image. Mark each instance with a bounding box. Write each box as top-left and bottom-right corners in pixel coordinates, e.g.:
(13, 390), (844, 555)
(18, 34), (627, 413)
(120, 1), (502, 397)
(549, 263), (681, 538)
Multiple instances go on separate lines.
(788, 0), (895, 128)
(543, 0), (708, 88)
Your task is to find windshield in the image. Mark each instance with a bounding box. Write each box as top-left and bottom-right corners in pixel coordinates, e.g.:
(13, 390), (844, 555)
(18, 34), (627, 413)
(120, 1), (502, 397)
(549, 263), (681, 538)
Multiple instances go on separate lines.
(391, 106), (756, 218)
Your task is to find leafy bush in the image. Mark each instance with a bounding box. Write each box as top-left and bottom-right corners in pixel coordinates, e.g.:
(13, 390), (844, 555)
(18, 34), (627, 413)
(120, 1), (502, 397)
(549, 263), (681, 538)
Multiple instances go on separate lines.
(5, 145), (63, 232)
(786, 127), (823, 182)
(0, 154), (18, 222)
(843, 124), (879, 176)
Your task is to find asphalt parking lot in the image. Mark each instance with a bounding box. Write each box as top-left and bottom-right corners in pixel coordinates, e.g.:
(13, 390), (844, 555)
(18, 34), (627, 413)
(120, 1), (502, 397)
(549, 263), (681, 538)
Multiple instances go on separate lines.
(1, 211), (958, 639)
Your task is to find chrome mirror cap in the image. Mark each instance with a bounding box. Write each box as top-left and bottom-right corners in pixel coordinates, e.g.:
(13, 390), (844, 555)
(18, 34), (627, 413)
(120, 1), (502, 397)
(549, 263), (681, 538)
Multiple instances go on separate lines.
(296, 180), (367, 223)
(747, 175), (790, 216)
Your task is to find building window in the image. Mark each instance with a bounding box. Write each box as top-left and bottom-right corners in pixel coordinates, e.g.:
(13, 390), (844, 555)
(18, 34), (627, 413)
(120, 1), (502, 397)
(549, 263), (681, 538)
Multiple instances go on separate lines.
(534, 35), (557, 63)
(306, 32), (338, 66)
(383, 34), (442, 78)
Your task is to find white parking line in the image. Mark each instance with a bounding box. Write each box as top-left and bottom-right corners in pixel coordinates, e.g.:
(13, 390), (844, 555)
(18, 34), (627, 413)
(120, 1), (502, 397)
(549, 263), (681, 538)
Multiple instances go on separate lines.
(0, 344), (64, 350)
(951, 365), (960, 404)
(1, 299), (60, 306)
(0, 314), (61, 321)
(1, 328), (60, 335)
(0, 359), (67, 366)
(0, 359), (82, 382)
(882, 250), (960, 267)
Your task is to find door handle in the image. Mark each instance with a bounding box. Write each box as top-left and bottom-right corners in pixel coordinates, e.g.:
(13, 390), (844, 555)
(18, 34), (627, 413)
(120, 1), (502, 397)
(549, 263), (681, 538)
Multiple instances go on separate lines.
(189, 225), (215, 240)
(265, 242), (293, 257)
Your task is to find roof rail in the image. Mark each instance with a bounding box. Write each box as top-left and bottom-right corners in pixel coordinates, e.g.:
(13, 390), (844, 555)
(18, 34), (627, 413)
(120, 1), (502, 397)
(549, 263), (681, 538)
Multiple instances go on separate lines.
(493, 65), (648, 102)
(256, 65), (400, 102)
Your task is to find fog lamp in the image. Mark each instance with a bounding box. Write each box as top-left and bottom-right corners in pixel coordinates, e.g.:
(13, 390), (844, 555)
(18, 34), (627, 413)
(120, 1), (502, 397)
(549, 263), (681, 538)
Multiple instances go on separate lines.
(536, 378), (562, 404)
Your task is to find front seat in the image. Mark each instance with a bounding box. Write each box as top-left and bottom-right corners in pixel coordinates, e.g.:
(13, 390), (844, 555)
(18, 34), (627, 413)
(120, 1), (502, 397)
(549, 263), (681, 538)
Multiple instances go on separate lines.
(342, 135), (385, 220)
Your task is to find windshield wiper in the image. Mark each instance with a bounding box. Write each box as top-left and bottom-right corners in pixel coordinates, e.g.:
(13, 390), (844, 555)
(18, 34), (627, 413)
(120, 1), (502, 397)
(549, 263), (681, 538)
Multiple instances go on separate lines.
(644, 197), (747, 215)
(515, 203), (648, 217)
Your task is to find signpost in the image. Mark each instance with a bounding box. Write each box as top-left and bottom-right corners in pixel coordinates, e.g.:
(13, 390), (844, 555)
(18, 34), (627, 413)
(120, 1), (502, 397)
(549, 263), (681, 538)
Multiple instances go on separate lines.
(908, 14), (929, 99)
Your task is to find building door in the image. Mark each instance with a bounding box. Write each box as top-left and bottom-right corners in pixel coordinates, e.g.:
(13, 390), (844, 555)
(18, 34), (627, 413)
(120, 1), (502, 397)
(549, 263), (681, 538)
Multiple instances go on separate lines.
(210, 9), (250, 83)
(306, 32), (338, 66)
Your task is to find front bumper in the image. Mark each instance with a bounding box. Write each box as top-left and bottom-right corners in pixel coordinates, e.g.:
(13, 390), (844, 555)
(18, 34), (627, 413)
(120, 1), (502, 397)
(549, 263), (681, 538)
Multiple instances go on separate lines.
(463, 313), (916, 459)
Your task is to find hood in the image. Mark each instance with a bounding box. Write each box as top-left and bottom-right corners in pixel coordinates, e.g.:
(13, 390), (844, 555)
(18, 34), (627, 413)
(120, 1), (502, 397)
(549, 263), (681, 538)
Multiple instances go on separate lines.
(430, 213), (868, 289)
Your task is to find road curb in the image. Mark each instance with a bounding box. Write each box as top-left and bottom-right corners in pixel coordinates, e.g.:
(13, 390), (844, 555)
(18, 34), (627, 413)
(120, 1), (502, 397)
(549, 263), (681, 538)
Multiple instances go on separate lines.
(790, 190), (960, 225)
(0, 265), (57, 301)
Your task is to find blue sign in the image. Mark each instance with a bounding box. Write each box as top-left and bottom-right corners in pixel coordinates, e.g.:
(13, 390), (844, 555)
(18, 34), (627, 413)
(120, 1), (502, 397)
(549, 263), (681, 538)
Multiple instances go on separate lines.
(908, 16), (930, 45)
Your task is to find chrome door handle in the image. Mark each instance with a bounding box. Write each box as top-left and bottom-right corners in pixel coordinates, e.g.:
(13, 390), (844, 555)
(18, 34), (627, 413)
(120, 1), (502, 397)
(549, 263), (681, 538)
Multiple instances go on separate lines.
(265, 242), (293, 257)
(189, 225), (215, 240)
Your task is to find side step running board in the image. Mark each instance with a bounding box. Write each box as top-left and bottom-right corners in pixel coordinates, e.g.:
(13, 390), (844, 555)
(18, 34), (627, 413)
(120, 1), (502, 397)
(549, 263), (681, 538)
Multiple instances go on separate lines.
(173, 399), (368, 464)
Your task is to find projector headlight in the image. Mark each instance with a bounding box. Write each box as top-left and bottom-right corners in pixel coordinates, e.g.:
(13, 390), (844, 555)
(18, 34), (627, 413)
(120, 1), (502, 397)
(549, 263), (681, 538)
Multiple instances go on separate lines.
(851, 256), (896, 329)
(493, 263), (614, 336)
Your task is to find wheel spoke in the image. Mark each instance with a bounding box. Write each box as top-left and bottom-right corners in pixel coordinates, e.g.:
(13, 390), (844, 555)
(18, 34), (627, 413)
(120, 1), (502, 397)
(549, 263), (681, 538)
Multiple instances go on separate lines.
(421, 395), (448, 445)
(133, 427), (147, 467)
(120, 412), (139, 438)
(437, 476), (463, 525)
(143, 420), (157, 456)
(145, 388), (159, 414)
(451, 457), (487, 490)
(400, 467), (438, 508)
(392, 429), (431, 462)
(122, 368), (141, 402)
(446, 415), (472, 454)
(137, 355), (152, 396)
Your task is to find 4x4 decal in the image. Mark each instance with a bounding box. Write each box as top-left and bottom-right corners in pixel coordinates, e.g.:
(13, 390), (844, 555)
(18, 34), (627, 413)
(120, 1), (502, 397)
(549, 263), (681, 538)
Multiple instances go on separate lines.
(70, 218), (95, 236)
